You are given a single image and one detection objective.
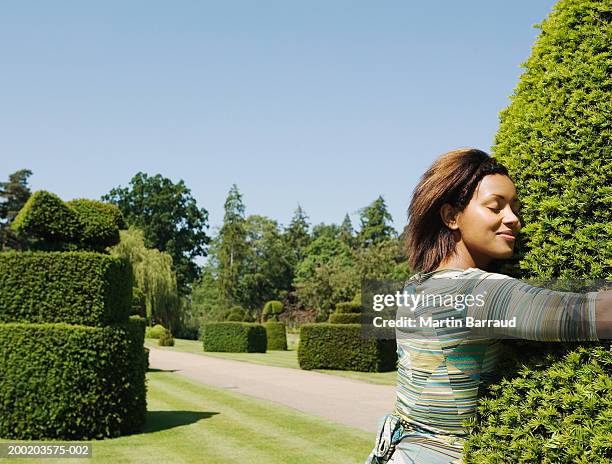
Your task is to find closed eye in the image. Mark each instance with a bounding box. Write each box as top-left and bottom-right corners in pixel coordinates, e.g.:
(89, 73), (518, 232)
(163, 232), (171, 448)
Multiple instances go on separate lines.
(488, 207), (502, 213)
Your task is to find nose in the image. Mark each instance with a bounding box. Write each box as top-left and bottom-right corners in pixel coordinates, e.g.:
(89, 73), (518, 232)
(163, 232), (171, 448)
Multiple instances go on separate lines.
(503, 205), (522, 231)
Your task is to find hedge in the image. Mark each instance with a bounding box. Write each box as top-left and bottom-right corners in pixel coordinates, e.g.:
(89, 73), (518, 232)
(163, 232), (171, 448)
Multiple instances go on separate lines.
(201, 322), (267, 353)
(263, 300), (284, 321)
(264, 321), (287, 350)
(67, 199), (123, 249)
(0, 319), (146, 440)
(335, 301), (361, 314)
(0, 252), (132, 326)
(463, 342), (612, 463)
(12, 191), (124, 251)
(145, 324), (167, 339)
(298, 323), (396, 372)
(12, 191), (80, 243)
(329, 313), (362, 324)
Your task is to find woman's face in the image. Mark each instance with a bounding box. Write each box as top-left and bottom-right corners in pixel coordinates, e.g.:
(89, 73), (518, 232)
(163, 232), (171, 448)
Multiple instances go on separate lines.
(441, 174), (522, 267)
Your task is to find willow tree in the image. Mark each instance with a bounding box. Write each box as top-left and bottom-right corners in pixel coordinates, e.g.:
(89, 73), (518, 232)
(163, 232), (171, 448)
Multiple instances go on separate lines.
(110, 228), (180, 330)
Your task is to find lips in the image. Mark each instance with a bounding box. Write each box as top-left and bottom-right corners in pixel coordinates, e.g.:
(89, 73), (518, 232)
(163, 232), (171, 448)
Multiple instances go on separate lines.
(496, 231), (516, 240)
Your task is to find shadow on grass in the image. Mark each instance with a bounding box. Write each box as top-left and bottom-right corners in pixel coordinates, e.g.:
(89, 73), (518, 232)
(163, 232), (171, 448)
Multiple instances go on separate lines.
(142, 410), (219, 433)
(147, 368), (178, 373)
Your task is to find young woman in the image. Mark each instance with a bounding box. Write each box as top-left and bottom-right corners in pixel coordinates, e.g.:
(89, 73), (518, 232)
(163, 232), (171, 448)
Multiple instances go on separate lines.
(365, 148), (611, 464)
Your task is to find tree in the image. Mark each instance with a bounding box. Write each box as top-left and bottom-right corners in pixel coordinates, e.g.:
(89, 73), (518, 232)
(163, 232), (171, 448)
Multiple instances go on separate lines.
(294, 234), (357, 317)
(102, 172), (210, 293)
(357, 196), (396, 247)
(312, 222), (340, 240)
(339, 213), (355, 248)
(217, 184), (248, 306)
(284, 205), (311, 264)
(109, 228), (180, 330)
(0, 169), (32, 249)
(238, 215), (293, 317)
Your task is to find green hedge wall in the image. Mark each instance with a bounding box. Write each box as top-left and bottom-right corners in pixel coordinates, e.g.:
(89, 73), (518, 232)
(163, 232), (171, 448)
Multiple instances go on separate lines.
(298, 323), (396, 372)
(0, 319), (146, 440)
(0, 252), (132, 326)
(201, 322), (267, 353)
(329, 313), (362, 324)
(264, 321), (287, 350)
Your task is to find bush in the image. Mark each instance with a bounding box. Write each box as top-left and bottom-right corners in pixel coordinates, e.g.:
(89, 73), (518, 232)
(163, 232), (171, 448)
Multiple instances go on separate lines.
(12, 192), (124, 251)
(298, 323), (396, 372)
(0, 252), (132, 326)
(329, 313), (362, 324)
(158, 328), (175, 346)
(224, 306), (254, 322)
(145, 324), (166, 339)
(0, 319), (146, 440)
(464, 343), (612, 463)
(201, 322), (266, 353)
(144, 347), (150, 371)
(12, 191), (80, 244)
(264, 321), (287, 350)
(493, 0), (610, 280)
(335, 301), (361, 314)
(262, 300), (284, 321)
(67, 199), (124, 250)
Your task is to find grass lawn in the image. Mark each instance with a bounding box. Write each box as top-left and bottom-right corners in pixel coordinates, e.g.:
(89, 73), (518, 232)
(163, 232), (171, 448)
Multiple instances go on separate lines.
(145, 338), (398, 386)
(0, 369), (374, 463)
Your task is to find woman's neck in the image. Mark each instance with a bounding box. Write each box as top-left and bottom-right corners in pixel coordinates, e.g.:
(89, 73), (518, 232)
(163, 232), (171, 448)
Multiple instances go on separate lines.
(435, 243), (491, 271)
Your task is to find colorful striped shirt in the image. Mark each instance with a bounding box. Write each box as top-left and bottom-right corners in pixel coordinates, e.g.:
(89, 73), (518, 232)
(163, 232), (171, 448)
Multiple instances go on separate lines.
(392, 267), (599, 439)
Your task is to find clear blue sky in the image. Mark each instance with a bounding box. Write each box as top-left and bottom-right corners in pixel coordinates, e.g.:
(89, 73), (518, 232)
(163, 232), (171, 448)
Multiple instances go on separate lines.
(1, 0), (556, 235)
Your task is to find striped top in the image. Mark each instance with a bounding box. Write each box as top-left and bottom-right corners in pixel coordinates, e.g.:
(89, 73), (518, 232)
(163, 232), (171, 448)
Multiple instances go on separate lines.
(392, 267), (599, 437)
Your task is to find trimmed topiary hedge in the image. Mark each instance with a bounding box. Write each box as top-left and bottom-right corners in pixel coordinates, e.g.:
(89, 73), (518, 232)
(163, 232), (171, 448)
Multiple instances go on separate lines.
(329, 313), (362, 324)
(335, 301), (361, 314)
(145, 324), (167, 339)
(262, 300), (284, 321)
(264, 321), (287, 350)
(12, 191), (80, 244)
(201, 322), (267, 353)
(464, 342), (612, 463)
(298, 323), (396, 372)
(67, 199), (124, 250)
(158, 328), (175, 346)
(12, 191), (124, 251)
(0, 251), (132, 326)
(0, 318), (146, 440)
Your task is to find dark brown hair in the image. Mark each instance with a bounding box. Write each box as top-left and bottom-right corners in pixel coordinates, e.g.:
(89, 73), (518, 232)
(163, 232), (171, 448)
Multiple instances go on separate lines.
(406, 148), (511, 273)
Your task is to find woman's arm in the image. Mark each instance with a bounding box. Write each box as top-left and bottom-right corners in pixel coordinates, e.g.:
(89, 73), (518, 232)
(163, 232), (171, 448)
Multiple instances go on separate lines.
(595, 290), (612, 339)
(464, 271), (610, 341)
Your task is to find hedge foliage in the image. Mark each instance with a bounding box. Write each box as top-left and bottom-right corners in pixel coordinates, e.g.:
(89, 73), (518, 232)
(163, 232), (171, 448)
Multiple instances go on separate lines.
(329, 313), (362, 324)
(201, 322), (267, 353)
(493, 0), (611, 280)
(298, 323), (396, 372)
(464, 343), (612, 463)
(12, 191), (125, 251)
(158, 328), (175, 346)
(262, 300), (284, 321)
(335, 301), (361, 314)
(0, 319), (146, 440)
(145, 324), (167, 339)
(264, 321), (287, 350)
(0, 252), (132, 326)
(468, 0), (612, 459)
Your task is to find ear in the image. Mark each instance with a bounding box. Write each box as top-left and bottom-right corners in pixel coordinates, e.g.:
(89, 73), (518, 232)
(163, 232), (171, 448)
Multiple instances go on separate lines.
(440, 203), (459, 230)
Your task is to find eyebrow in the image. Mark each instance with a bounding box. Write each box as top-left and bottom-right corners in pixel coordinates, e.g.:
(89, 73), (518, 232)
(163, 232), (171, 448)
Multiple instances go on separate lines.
(487, 193), (521, 204)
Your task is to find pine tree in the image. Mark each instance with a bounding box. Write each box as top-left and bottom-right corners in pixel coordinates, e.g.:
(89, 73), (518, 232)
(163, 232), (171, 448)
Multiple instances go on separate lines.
(339, 213), (355, 247)
(0, 169), (32, 249)
(284, 205), (311, 263)
(217, 184), (248, 305)
(357, 196), (396, 247)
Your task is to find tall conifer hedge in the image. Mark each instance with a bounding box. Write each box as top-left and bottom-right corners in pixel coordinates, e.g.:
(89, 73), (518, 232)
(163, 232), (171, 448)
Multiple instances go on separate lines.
(465, 1), (612, 462)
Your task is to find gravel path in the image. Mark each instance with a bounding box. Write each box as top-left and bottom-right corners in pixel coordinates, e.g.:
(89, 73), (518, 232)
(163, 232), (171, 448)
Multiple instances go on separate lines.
(149, 347), (396, 433)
